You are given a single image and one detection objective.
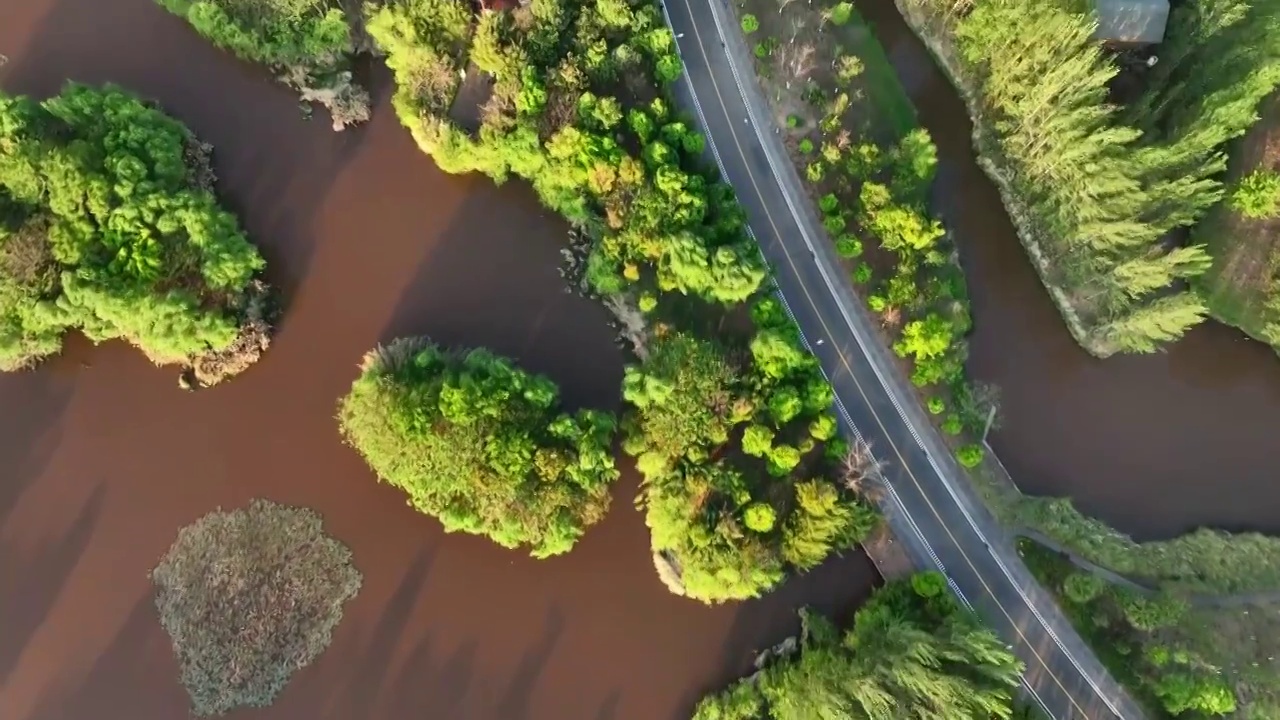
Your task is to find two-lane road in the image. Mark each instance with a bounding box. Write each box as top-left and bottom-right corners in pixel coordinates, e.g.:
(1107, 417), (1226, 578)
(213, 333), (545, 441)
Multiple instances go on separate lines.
(660, 0), (1146, 717)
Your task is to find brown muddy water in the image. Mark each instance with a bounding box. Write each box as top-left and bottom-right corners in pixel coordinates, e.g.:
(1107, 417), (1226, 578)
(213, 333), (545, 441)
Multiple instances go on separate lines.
(0, 1), (879, 719)
(859, 0), (1280, 539)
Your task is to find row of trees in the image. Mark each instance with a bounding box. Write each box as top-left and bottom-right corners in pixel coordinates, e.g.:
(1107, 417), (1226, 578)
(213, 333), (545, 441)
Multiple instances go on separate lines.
(909, 0), (1280, 355)
(0, 84), (273, 387)
(338, 338), (620, 557)
(691, 572), (1025, 719)
(785, 44), (991, 469)
(155, 0), (371, 129)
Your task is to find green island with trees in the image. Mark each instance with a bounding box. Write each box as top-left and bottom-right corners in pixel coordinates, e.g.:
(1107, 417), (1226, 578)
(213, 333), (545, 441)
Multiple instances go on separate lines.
(691, 571), (1025, 719)
(893, 0), (1280, 357)
(0, 83), (275, 388)
(155, 0), (372, 129)
(339, 337), (619, 557)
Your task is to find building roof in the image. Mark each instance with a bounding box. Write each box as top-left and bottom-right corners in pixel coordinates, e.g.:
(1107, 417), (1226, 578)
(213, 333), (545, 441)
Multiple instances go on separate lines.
(1094, 0), (1170, 44)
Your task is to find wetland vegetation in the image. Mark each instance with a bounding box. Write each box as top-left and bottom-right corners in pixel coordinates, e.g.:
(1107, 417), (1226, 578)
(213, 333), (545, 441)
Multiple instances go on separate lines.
(0, 83), (274, 387)
(338, 337), (619, 557)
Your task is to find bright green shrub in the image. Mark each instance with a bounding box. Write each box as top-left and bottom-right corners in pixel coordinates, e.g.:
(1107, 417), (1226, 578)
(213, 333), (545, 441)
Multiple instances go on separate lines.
(152, 499), (361, 716)
(911, 569), (947, 597)
(741, 14), (760, 33)
(0, 84), (272, 385)
(339, 338), (619, 557)
(852, 262), (873, 284)
(956, 443), (984, 468)
(835, 234), (862, 258)
(745, 502), (778, 532)
(926, 397), (945, 415)
(1228, 169), (1280, 219)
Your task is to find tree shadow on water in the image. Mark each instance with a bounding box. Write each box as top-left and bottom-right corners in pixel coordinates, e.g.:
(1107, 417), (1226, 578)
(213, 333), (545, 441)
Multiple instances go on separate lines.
(491, 606), (566, 720)
(0, 371), (75, 529)
(0, 482), (103, 687)
(277, 545), (439, 719)
(26, 591), (188, 720)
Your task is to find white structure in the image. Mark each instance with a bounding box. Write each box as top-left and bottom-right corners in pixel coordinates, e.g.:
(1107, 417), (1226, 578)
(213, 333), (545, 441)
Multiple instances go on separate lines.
(1094, 0), (1170, 45)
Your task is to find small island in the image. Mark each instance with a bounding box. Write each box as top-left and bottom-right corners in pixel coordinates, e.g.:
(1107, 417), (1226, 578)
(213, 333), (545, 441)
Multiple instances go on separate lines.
(0, 83), (274, 387)
(339, 337), (620, 557)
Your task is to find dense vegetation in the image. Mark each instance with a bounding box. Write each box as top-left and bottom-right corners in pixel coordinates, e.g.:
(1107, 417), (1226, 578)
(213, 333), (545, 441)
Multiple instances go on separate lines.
(740, 0), (993, 469)
(900, 0), (1280, 356)
(1008, 494), (1280, 595)
(0, 83), (273, 387)
(366, 0), (878, 600)
(156, 0), (370, 129)
(1019, 541), (1247, 719)
(151, 499), (362, 716)
(691, 573), (1024, 719)
(339, 337), (619, 557)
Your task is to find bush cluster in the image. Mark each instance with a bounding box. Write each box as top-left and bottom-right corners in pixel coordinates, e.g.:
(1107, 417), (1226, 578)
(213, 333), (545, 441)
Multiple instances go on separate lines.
(151, 499), (362, 716)
(339, 337), (619, 557)
(0, 84), (272, 386)
(794, 77), (994, 466)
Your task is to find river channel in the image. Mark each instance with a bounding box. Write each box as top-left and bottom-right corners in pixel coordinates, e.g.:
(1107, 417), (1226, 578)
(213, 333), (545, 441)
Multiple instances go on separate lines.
(0, 1), (878, 719)
(859, 0), (1280, 540)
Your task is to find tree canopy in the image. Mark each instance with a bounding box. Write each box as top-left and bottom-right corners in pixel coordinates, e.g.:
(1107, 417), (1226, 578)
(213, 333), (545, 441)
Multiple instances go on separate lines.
(692, 574), (1025, 719)
(0, 83), (272, 385)
(339, 337), (620, 557)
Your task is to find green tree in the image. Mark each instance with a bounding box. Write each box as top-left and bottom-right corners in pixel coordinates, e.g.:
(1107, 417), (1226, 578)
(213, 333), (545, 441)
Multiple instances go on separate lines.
(339, 338), (619, 557)
(894, 313), (956, 361)
(745, 502), (778, 533)
(742, 423), (776, 457)
(0, 84), (271, 384)
(1062, 572), (1106, 605)
(828, 2), (854, 25)
(696, 578), (1024, 719)
(741, 13), (760, 33)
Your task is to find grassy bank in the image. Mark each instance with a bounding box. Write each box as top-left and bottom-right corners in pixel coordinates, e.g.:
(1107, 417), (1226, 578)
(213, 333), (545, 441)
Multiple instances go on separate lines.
(1195, 94), (1280, 351)
(1020, 539), (1280, 719)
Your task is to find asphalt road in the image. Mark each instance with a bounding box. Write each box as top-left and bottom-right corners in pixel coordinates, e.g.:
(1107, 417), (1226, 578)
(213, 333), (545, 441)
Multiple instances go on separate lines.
(659, 0), (1147, 717)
